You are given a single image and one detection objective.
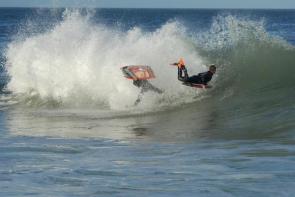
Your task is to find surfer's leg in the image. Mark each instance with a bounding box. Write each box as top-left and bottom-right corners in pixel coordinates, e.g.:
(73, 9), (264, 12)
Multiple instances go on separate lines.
(178, 67), (189, 82)
(177, 67), (184, 81)
(143, 81), (163, 94)
(133, 80), (142, 88)
(134, 81), (163, 105)
(134, 89), (145, 106)
(149, 85), (163, 94)
(134, 94), (142, 106)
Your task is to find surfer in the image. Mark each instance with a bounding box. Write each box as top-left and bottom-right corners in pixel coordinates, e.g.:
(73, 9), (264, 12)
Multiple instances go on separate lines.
(171, 59), (216, 87)
(133, 79), (163, 94)
(133, 79), (163, 105)
(121, 65), (163, 105)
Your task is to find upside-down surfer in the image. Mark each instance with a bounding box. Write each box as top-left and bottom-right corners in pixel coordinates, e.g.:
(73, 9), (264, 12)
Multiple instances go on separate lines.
(133, 79), (163, 105)
(121, 65), (163, 105)
(171, 59), (216, 88)
(133, 79), (163, 94)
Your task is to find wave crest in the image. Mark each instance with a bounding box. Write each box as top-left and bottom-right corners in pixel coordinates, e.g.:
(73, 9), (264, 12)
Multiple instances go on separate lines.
(6, 10), (207, 109)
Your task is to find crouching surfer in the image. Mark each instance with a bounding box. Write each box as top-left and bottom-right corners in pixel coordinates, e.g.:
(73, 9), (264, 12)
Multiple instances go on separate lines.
(171, 58), (216, 88)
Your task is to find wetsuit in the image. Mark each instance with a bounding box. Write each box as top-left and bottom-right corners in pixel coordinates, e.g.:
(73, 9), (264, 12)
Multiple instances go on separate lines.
(133, 80), (163, 94)
(133, 80), (163, 105)
(178, 66), (213, 85)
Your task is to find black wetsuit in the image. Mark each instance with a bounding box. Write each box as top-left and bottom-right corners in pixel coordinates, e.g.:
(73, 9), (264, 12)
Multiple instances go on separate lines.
(178, 66), (213, 85)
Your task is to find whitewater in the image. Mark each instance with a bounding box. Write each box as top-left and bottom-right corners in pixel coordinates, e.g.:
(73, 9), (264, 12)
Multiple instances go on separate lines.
(6, 10), (210, 110)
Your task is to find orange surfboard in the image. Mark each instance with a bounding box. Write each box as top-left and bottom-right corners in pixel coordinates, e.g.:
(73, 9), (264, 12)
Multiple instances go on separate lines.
(121, 65), (156, 80)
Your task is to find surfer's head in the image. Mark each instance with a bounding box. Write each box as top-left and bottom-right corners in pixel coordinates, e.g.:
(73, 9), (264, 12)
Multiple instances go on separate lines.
(209, 64), (216, 74)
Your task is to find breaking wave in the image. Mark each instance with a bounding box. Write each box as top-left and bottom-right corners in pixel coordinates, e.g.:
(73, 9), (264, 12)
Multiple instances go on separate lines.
(5, 10), (208, 110)
(4, 10), (295, 113)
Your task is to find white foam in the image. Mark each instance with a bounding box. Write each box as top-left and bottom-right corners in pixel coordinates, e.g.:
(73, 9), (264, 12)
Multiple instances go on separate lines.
(6, 10), (207, 110)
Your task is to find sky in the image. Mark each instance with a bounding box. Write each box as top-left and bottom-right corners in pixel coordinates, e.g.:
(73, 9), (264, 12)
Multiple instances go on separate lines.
(0, 0), (294, 9)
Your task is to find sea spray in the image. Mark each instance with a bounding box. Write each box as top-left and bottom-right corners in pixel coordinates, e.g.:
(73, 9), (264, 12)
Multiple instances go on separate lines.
(6, 10), (206, 109)
(6, 10), (295, 112)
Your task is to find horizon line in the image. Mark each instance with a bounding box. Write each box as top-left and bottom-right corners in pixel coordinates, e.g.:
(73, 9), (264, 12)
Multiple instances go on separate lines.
(0, 7), (294, 10)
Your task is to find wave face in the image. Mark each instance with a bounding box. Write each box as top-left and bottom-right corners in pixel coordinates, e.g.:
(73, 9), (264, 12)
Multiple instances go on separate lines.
(189, 15), (295, 139)
(5, 10), (295, 119)
(197, 15), (295, 92)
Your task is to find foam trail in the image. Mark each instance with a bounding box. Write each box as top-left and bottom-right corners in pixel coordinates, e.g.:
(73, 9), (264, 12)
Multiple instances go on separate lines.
(6, 10), (207, 110)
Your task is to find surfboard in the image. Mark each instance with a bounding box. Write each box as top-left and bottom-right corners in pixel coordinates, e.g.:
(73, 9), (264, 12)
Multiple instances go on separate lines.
(182, 82), (212, 89)
(121, 65), (156, 80)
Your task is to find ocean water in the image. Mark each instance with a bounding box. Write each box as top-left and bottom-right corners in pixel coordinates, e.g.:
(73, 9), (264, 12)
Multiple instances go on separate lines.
(0, 8), (295, 196)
